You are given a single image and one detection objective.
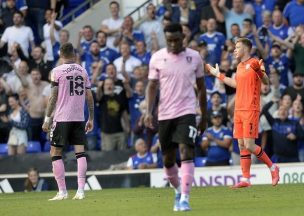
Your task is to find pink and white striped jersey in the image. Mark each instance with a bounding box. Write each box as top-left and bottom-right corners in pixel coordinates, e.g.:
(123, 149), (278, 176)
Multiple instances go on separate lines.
(52, 63), (91, 122)
(149, 48), (204, 121)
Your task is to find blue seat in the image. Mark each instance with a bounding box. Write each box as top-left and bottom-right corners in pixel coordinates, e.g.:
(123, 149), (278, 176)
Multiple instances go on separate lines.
(43, 141), (51, 152)
(26, 141), (41, 153)
(0, 143), (8, 155)
(194, 157), (207, 167)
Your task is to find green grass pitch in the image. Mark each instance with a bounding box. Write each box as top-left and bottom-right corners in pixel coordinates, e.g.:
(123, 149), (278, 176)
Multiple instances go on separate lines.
(1, 184), (303, 216)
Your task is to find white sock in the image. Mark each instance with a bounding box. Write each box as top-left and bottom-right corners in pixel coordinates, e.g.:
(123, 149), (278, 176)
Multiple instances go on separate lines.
(180, 194), (189, 203)
(240, 177), (250, 182)
(270, 164), (276, 171)
(77, 189), (84, 194)
(174, 185), (181, 195)
(59, 190), (67, 194)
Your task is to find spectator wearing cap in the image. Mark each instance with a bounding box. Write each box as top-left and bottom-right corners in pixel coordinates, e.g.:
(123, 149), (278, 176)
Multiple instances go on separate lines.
(265, 43), (290, 87)
(201, 110), (232, 166)
(198, 18), (226, 65)
(283, 72), (304, 105)
(207, 91), (228, 126)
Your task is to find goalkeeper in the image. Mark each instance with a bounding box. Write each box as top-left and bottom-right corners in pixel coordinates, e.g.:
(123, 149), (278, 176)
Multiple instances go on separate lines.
(207, 37), (280, 188)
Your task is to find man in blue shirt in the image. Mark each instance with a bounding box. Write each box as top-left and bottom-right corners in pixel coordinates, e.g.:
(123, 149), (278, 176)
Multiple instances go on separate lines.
(198, 18), (225, 65)
(96, 30), (120, 63)
(201, 111), (232, 166)
(283, 0), (304, 27)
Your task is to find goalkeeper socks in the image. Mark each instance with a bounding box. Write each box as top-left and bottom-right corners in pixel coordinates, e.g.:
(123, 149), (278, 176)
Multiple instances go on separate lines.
(52, 156), (67, 193)
(76, 152), (87, 191)
(240, 149), (251, 179)
(164, 164), (180, 192)
(254, 145), (273, 168)
(181, 160), (194, 197)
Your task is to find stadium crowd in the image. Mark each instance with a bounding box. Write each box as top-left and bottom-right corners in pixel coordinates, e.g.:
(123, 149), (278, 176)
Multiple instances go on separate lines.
(0, 0), (304, 169)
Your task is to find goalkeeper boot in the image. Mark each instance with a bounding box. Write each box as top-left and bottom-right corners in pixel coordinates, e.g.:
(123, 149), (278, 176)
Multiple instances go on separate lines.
(271, 165), (280, 186)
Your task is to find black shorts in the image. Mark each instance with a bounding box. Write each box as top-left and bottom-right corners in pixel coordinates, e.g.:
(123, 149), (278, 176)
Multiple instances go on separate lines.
(158, 114), (197, 153)
(50, 121), (87, 147)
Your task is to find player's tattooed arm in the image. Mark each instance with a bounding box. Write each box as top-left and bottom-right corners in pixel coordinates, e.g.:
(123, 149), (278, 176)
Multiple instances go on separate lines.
(45, 86), (58, 117)
(86, 89), (94, 121)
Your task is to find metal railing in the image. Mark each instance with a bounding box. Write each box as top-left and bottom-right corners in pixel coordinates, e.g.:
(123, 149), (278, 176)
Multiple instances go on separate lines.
(60, 0), (99, 25)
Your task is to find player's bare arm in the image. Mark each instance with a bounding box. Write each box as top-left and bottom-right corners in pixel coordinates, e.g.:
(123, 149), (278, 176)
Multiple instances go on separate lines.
(42, 85), (58, 132)
(196, 77), (207, 133)
(144, 79), (158, 128)
(206, 63), (237, 88)
(85, 89), (94, 133)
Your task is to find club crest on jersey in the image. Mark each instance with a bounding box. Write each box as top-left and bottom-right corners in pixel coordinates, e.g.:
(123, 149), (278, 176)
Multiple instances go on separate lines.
(246, 64), (250, 70)
(186, 56), (192, 63)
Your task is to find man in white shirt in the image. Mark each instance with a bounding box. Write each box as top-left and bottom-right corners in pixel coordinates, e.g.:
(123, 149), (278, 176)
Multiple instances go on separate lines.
(100, 1), (123, 50)
(43, 9), (63, 61)
(0, 11), (35, 57)
(139, 3), (166, 52)
(114, 41), (142, 80)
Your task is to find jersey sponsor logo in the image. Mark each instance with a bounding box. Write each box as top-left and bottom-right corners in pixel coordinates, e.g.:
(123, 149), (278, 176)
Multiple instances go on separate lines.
(186, 56), (192, 63)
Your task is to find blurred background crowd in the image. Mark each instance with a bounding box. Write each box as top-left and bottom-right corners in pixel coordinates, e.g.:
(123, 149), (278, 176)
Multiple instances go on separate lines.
(0, 0), (304, 171)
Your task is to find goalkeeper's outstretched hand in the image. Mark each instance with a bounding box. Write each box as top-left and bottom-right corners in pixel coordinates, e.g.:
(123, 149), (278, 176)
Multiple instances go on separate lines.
(206, 63), (220, 78)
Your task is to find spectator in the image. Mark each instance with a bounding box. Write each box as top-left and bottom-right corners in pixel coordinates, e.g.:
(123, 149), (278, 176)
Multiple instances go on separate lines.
(28, 46), (53, 82)
(0, 0), (18, 28)
(23, 69), (48, 144)
(25, 0), (54, 43)
(252, 0), (276, 28)
(282, 73), (304, 105)
(126, 138), (157, 169)
(200, 0), (225, 34)
(6, 60), (31, 94)
(198, 18), (226, 65)
(283, 0), (304, 28)
(100, 1), (123, 50)
(50, 26), (70, 64)
(0, 11), (34, 57)
(201, 111), (232, 166)
(24, 167), (48, 192)
(219, 0), (252, 39)
(1, 93), (29, 155)
(265, 43), (290, 87)
(270, 28), (304, 77)
(262, 101), (303, 163)
(132, 41), (151, 66)
(43, 10), (62, 62)
(207, 91), (228, 126)
(139, 3), (166, 51)
(77, 25), (95, 54)
(81, 41), (108, 80)
(240, 18), (257, 54)
(269, 67), (286, 99)
(97, 78), (128, 151)
(96, 30), (119, 63)
(269, 9), (290, 40)
(113, 41), (142, 80)
(171, 0), (200, 37)
(113, 16), (144, 49)
(0, 78), (10, 143)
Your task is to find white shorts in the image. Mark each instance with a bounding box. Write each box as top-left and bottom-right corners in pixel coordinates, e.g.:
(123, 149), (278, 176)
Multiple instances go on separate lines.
(7, 127), (28, 146)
